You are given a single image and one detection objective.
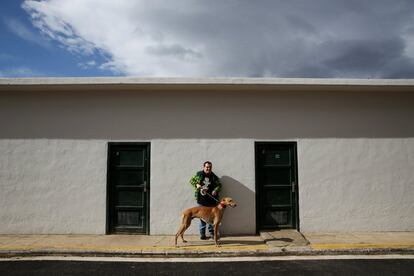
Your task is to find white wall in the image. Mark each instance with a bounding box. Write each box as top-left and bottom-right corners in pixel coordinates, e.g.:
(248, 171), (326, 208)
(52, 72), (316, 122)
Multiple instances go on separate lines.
(1, 86), (413, 234)
(0, 139), (107, 234)
(150, 139), (255, 235)
(1, 138), (413, 234)
(298, 138), (414, 232)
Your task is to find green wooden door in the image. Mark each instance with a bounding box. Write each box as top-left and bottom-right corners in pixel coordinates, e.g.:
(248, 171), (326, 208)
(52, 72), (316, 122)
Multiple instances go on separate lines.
(107, 143), (150, 234)
(256, 142), (298, 230)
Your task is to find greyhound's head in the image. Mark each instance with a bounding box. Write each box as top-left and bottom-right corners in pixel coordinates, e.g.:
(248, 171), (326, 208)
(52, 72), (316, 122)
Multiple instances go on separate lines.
(220, 197), (237, 208)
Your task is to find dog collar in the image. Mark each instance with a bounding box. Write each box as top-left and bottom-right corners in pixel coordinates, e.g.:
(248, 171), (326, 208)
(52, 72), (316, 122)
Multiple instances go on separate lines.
(219, 202), (227, 208)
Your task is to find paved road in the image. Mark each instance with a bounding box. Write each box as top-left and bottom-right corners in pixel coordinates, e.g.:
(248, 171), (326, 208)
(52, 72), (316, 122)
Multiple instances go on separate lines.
(1, 257), (413, 275)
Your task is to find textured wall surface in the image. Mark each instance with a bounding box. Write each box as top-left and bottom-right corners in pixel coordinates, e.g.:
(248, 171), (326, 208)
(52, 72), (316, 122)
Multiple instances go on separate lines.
(0, 139), (107, 234)
(298, 138), (414, 232)
(1, 138), (413, 234)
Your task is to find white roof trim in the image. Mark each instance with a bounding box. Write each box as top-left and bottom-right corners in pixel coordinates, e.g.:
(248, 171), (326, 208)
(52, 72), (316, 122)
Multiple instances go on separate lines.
(0, 77), (414, 86)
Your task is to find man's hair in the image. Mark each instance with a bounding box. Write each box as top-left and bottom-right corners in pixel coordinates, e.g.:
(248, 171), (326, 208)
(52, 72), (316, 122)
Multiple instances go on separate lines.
(203, 161), (212, 167)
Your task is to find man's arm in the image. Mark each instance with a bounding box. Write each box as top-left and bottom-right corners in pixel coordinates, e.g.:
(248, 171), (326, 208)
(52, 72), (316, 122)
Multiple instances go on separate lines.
(212, 175), (221, 196)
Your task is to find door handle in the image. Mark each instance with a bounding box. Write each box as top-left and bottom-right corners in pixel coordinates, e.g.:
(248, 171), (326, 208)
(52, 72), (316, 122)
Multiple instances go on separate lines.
(292, 181), (296, 193)
(143, 181), (147, 193)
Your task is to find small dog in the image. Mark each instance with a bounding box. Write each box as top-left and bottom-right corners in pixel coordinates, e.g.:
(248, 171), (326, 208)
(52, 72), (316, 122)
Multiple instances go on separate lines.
(175, 197), (237, 246)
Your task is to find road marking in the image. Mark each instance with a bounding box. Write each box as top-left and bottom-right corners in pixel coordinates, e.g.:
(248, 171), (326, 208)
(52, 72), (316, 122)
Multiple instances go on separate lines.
(1, 255), (414, 262)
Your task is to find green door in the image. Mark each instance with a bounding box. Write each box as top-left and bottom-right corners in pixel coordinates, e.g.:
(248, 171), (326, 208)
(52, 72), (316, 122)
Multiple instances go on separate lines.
(107, 143), (150, 234)
(256, 142), (298, 230)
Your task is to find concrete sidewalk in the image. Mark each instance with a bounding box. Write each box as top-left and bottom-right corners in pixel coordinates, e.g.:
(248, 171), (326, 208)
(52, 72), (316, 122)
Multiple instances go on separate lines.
(0, 231), (413, 258)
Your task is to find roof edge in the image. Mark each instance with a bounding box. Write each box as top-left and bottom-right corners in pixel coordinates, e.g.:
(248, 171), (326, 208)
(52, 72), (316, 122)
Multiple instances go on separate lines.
(0, 77), (414, 86)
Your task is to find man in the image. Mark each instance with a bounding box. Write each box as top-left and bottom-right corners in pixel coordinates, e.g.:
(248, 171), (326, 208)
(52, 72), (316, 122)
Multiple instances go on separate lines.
(190, 161), (222, 240)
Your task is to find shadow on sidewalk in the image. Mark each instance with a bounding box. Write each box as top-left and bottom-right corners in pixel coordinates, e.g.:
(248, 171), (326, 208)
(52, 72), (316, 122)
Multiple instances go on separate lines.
(218, 239), (266, 246)
(263, 237), (293, 243)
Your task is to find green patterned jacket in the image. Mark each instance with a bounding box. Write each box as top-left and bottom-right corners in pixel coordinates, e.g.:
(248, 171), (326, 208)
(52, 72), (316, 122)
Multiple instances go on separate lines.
(189, 170), (221, 204)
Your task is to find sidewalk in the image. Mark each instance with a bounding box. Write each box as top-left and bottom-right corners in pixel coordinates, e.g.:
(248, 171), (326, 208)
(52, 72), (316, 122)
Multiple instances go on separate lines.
(0, 231), (413, 258)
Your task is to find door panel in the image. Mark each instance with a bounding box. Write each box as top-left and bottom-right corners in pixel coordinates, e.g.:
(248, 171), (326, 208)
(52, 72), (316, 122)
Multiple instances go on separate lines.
(256, 142), (298, 230)
(262, 168), (292, 185)
(114, 170), (145, 186)
(265, 188), (292, 206)
(264, 209), (291, 226)
(107, 143), (150, 234)
(116, 210), (143, 227)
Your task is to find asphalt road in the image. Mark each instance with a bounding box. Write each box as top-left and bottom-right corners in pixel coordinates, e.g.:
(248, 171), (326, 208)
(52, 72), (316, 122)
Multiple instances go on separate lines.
(0, 258), (413, 276)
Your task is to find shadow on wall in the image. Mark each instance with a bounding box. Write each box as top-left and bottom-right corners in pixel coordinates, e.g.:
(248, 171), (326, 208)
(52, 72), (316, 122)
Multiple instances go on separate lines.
(2, 90), (414, 139)
(218, 175), (256, 235)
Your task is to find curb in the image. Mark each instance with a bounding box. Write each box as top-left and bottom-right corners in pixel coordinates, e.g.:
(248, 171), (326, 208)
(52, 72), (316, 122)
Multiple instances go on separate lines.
(1, 247), (413, 259)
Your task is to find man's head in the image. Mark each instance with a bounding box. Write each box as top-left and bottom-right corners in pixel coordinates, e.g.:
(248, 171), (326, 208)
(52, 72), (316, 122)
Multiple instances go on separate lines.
(203, 161), (212, 175)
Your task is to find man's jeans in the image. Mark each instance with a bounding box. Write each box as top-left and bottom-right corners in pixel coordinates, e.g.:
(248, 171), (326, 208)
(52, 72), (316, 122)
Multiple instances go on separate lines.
(199, 219), (214, 237)
(197, 204), (214, 237)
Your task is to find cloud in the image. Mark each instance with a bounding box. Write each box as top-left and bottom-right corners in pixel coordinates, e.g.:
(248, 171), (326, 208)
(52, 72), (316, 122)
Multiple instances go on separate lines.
(3, 17), (51, 49)
(22, 0), (414, 78)
(77, 60), (96, 69)
(21, 1), (96, 55)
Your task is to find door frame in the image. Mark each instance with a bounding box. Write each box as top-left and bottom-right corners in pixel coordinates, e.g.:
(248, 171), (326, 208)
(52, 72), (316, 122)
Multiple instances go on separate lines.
(106, 142), (151, 234)
(255, 141), (299, 233)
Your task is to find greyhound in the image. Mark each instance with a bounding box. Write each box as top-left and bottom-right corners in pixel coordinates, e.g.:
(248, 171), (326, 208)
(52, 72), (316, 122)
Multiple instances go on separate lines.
(174, 197), (237, 247)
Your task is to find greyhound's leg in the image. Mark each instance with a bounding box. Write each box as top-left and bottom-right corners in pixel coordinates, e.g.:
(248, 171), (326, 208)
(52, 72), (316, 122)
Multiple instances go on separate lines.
(180, 217), (193, 243)
(175, 216), (191, 246)
(214, 223), (220, 246)
(175, 224), (185, 246)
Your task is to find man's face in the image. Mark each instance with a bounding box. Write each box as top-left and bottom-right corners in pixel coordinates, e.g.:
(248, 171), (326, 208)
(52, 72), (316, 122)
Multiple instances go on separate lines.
(203, 163), (212, 175)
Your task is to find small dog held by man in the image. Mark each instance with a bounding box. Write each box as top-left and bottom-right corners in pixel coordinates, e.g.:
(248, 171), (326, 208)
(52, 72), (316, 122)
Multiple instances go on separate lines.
(174, 197), (237, 247)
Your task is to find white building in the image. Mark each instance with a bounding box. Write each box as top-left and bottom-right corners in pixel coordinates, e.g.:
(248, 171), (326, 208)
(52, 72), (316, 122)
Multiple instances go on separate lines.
(0, 77), (413, 235)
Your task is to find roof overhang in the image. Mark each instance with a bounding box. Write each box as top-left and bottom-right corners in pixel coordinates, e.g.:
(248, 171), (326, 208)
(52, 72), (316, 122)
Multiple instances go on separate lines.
(0, 77), (413, 92)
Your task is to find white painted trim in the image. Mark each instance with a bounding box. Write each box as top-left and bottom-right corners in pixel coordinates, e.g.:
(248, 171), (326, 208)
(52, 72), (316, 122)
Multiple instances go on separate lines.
(1, 77), (414, 88)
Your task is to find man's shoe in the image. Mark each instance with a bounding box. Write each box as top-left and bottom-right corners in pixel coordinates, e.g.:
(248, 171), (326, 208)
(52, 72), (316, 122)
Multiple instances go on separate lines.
(200, 235), (208, 240)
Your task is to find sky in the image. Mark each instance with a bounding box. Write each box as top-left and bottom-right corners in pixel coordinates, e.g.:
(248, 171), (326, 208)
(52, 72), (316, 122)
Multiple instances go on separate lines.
(1, 0), (414, 78)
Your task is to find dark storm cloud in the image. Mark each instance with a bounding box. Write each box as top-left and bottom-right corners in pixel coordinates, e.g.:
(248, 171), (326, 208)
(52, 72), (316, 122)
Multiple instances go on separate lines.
(162, 0), (414, 78)
(324, 39), (404, 72)
(321, 38), (413, 78)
